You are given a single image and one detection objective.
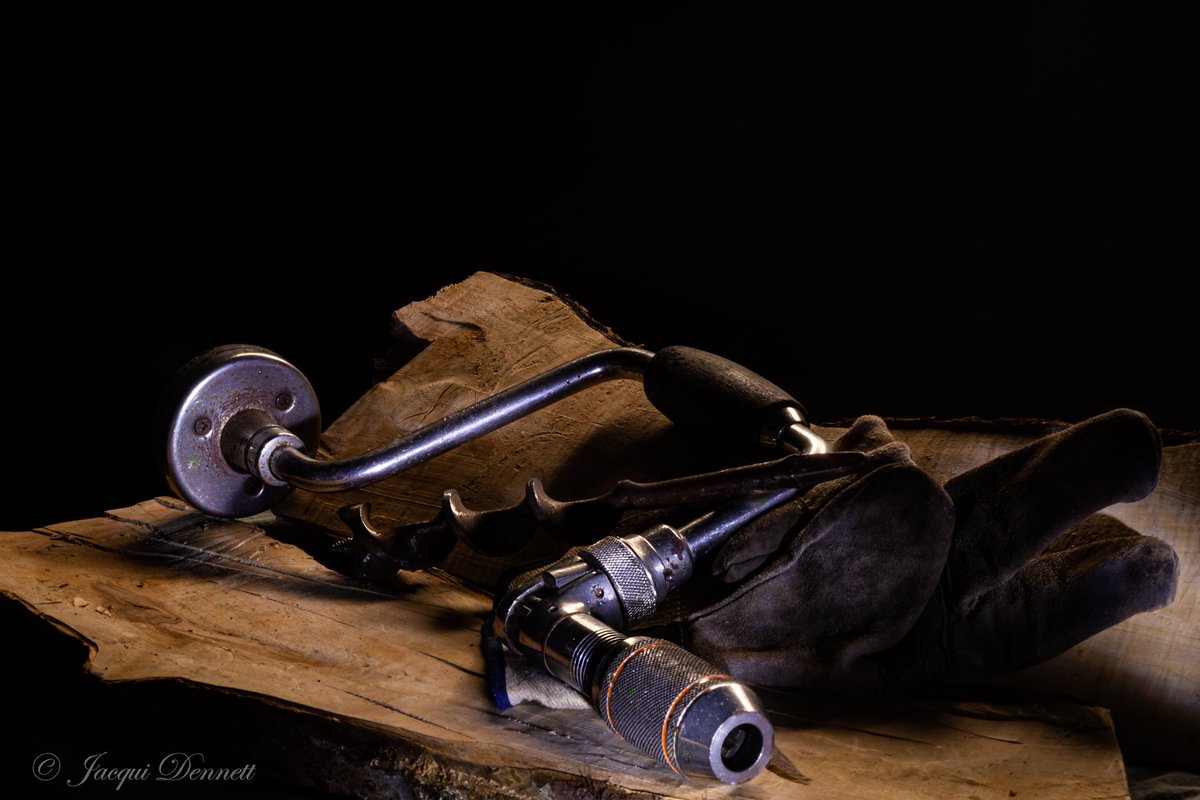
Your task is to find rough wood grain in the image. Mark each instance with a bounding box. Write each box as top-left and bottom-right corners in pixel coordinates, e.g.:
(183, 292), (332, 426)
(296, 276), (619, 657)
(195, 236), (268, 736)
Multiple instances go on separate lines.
(2, 498), (1129, 799)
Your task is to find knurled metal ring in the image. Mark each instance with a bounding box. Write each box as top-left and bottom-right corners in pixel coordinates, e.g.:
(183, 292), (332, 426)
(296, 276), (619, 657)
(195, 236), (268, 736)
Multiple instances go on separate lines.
(582, 537), (657, 626)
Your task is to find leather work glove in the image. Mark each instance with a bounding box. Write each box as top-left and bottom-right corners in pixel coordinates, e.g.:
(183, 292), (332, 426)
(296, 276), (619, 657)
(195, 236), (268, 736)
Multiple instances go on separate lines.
(665, 408), (1180, 691)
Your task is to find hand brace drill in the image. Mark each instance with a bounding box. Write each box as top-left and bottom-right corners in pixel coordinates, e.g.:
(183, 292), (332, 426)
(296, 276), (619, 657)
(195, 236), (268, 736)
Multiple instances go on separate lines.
(162, 342), (832, 784)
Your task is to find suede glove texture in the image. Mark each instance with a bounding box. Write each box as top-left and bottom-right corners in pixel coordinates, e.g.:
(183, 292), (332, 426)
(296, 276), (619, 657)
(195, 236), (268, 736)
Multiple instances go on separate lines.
(670, 408), (1179, 691)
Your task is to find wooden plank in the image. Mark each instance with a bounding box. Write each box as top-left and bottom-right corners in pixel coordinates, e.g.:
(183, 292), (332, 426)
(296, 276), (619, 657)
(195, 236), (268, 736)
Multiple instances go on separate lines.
(2, 497), (1130, 799)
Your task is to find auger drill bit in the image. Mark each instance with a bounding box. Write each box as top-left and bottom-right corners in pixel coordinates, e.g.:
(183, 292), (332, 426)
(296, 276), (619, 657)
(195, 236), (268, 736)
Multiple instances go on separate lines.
(329, 451), (867, 580)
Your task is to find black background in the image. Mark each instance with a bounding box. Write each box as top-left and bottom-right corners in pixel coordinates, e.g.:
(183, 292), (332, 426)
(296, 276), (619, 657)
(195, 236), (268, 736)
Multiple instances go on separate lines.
(3, 7), (1196, 529)
(1, 7), (1197, 795)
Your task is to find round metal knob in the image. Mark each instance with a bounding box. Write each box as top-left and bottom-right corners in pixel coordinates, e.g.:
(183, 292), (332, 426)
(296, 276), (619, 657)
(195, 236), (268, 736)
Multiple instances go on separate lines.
(162, 345), (321, 518)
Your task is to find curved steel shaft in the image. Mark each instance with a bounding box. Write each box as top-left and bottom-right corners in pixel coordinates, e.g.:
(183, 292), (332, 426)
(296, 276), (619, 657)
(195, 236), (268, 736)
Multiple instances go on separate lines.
(269, 347), (654, 492)
(167, 342), (826, 518)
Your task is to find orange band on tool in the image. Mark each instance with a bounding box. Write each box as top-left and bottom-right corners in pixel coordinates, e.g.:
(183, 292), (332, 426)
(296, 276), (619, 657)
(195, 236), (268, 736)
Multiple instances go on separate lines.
(603, 640), (733, 774)
(604, 641), (663, 733)
(661, 673), (728, 771)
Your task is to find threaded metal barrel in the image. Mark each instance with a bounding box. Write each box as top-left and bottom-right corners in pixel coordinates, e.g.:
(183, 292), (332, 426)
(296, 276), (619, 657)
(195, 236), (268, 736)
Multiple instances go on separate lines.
(569, 624), (627, 692)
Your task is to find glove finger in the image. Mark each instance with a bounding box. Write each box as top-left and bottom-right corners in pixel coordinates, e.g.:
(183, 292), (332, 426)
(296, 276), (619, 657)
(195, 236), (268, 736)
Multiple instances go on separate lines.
(685, 462), (954, 688)
(949, 513), (1178, 674)
(943, 408), (1162, 608)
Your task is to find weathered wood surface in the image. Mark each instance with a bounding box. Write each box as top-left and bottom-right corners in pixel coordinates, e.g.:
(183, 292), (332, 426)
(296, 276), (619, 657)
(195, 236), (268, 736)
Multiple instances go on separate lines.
(5, 271), (1192, 797)
(3, 499), (1129, 799)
